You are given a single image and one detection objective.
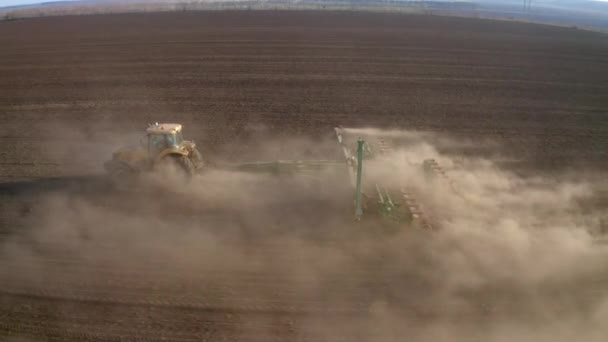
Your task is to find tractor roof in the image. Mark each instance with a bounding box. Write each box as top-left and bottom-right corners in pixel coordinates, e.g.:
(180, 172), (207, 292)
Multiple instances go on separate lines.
(146, 123), (182, 134)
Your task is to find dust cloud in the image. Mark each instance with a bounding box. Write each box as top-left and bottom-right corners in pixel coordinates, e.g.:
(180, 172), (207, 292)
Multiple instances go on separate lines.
(2, 126), (608, 341)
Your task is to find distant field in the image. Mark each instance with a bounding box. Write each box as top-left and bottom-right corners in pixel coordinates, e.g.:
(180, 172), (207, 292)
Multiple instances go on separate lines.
(1, 10), (607, 180)
(2, 1), (607, 32)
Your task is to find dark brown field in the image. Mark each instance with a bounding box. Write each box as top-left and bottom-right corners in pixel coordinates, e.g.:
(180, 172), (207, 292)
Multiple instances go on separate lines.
(1, 10), (608, 341)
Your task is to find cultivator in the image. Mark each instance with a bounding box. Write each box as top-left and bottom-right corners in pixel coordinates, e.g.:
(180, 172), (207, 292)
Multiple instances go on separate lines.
(334, 127), (436, 230)
(423, 158), (462, 198)
(225, 126), (439, 230)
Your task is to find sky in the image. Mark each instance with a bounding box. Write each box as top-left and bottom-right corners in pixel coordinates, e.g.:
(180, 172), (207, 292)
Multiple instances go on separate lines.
(0, 0), (77, 8)
(1, 0), (608, 9)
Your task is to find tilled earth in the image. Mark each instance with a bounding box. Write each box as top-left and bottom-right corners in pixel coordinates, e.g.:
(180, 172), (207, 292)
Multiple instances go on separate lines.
(1, 10), (608, 341)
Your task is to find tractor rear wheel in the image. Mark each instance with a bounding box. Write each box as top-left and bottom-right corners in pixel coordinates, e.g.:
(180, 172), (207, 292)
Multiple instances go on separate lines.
(161, 155), (195, 178)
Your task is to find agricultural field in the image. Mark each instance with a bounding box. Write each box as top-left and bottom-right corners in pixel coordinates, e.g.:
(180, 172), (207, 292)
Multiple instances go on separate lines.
(1, 10), (608, 341)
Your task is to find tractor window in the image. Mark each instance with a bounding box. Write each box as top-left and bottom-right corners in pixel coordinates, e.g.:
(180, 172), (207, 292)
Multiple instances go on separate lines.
(165, 134), (177, 147)
(175, 132), (183, 144)
(149, 134), (167, 154)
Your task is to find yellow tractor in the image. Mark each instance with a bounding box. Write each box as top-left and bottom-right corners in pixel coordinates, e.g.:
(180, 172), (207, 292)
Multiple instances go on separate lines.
(104, 123), (204, 185)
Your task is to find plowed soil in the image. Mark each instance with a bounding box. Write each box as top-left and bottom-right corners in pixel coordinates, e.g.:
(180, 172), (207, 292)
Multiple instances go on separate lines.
(1, 10), (608, 341)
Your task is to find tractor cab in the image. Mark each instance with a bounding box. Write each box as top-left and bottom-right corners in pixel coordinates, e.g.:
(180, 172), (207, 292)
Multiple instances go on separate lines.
(145, 123), (184, 158)
(104, 122), (204, 184)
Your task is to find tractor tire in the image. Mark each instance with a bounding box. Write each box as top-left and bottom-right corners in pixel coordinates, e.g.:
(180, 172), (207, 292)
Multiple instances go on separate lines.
(191, 148), (204, 170)
(162, 155), (195, 178)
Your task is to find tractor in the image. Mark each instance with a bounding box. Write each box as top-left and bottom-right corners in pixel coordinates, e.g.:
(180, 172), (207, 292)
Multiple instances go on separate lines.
(105, 123), (441, 231)
(104, 123), (204, 185)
